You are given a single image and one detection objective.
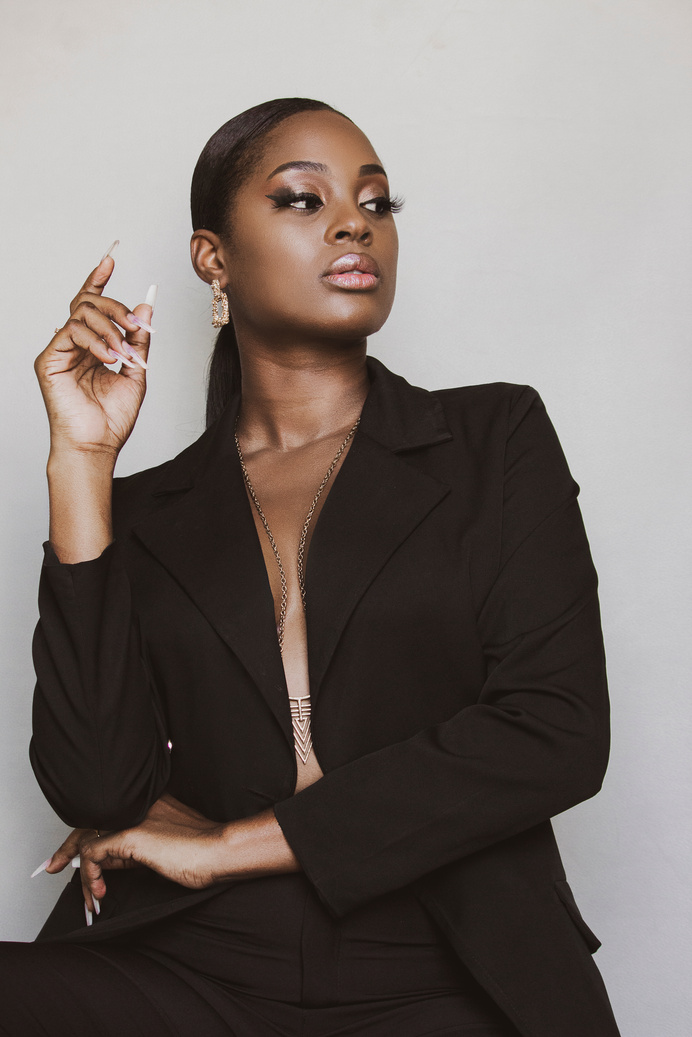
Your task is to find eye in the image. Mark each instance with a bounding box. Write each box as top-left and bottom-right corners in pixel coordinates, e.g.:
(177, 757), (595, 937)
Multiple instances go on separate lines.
(265, 190), (323, 212)
(361, 194), (405, 216)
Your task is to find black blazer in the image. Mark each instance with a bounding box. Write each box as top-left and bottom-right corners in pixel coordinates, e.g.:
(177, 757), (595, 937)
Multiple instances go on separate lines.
(31, 355), (620, 1037)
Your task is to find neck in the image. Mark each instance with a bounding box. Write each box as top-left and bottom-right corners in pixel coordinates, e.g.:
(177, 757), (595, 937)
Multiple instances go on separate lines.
(236, 340), (370, 451)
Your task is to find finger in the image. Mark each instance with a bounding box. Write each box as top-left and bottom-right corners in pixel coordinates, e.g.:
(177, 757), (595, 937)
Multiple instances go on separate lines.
(70, 257), (114, 311)
(44, 829), (89, 873)
(80, 855), (107, 907)
(67, 301), (137, 363)
(121, 286), (157, 369)
(70, 295), (141, 337)
(60, 317), (120, 367)
(71, 241), (120, 305)
(80, 834), (123, 868)
(120, 303), (152, 371)
(81, 831), (142, 878)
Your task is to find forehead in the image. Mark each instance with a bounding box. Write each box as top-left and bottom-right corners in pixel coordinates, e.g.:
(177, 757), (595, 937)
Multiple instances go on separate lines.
(256, 110), (383, 178)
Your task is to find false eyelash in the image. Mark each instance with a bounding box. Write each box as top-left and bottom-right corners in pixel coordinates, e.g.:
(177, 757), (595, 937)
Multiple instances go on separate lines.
(266, 190), (405, 215)
(385, 195), (405, 214)
(266, 190), (320, 209)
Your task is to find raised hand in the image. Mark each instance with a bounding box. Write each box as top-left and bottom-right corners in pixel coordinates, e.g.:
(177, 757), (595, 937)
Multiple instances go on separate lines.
(35, 246), (157, 562)
(35, 247), (155, 459)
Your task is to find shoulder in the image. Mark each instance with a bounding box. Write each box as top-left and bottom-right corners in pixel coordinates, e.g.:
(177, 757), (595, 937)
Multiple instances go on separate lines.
(426, 379), (571, 489)
(430, 381), (546, 443)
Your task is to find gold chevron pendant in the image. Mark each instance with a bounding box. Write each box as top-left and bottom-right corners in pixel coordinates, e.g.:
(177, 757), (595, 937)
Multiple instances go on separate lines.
(289, 696), (313, 765)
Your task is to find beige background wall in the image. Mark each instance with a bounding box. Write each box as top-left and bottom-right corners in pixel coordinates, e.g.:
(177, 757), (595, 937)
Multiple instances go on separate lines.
(1, 2), (690, 1034)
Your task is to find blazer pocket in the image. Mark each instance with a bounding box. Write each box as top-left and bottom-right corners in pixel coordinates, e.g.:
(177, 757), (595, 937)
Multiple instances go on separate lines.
(554, 879), (602, 953)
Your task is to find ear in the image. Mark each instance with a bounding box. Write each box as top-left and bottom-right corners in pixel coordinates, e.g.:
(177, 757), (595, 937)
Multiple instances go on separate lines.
(190, 230), (228, 286)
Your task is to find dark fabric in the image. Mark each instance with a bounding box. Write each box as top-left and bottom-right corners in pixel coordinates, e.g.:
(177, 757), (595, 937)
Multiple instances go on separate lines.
(30, 356), (620, 1037)
(1, 874), (520, 1036)
(0, 943), (229, 1037)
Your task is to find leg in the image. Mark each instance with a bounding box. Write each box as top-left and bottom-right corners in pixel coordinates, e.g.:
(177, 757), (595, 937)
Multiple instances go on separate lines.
(0, 942), (234, 1037)
(303, 994), (523, 1037)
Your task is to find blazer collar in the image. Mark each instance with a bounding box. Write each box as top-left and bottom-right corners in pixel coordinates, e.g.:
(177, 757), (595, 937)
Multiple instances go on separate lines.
(358, 355), (452, 452)
(131, 356), (453, 748)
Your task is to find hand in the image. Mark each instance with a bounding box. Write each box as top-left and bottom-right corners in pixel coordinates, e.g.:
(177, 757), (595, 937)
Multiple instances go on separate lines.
(42, 824), (137, 918)
(35, 253), (153, 459)
(40, 794), (299, 923)
(44, 794), (225, 914)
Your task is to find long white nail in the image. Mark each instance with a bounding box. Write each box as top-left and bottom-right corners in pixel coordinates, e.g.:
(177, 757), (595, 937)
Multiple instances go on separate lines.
(84, 902), (93, 926)
(30, 858), (52, 878)
(107, 349), (137, 369)
(128, 314), (157, 335)
(124, 346), (148, 370)
(71, 856), (81, 868)
(93, 897), (101, 916)
(99, 240), (119, 263)
(145, 284), (158, 312)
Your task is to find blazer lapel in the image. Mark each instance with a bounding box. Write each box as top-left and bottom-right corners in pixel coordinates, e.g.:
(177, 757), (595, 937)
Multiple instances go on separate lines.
(304, 357), (453, 698)
(130, 356), (453, 729)
(131, 397), (293, 745)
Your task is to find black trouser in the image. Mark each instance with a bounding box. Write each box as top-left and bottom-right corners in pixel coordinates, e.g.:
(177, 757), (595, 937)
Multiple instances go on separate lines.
(0, 874), (521, 1036)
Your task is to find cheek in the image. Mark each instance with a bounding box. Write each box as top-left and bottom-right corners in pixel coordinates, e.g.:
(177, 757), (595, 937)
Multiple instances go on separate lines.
(232, 225), (320, 301)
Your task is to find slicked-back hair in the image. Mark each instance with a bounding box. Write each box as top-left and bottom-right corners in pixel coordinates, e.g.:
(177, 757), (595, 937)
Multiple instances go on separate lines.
(191, 98), (346, 427)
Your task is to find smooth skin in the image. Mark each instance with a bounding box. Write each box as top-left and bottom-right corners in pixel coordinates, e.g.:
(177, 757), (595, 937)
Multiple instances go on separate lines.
(35, 110), (400, 916)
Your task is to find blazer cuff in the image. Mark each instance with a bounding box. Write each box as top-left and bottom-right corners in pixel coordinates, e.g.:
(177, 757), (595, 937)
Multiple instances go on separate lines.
(42, 540), (115, 568)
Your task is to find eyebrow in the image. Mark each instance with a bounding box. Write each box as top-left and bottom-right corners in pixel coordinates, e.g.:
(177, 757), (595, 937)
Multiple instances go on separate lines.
(266, 160), (388, 180)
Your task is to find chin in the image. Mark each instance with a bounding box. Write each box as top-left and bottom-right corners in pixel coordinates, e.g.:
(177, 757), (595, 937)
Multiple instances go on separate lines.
(316, 293), (396, 340)
(317, 311), (391, 342)
(255, 288), (395, 344)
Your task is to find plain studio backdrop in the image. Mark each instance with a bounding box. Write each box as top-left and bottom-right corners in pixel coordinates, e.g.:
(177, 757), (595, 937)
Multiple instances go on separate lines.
(1, 1), (690, 1034)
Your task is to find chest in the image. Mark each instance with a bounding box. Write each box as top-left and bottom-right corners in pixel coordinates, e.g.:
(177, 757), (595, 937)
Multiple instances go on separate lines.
(238, 436), (355, 623)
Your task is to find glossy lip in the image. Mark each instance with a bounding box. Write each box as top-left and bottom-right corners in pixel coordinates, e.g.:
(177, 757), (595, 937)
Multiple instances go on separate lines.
(322, 252), (380, 291)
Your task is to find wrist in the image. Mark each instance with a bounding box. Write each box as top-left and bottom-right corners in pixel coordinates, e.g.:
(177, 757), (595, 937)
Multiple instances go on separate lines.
(218, 809), (300, 881)
(47, 443), (118, 476)
(46, 451), (115, 564)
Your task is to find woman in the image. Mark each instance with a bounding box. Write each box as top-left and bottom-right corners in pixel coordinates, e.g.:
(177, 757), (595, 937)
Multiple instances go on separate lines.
(8, 98), (620, 1035)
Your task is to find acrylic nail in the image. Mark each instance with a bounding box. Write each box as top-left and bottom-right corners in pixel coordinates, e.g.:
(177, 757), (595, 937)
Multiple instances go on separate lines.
(92, 897), (101, 916)
(123, 345), (148, 370)
(99, 240), (120, 264)
(84, 902), (93, 926)
(144, 284), (158, 312)
(127, 314), (157, 335)
(30, 858), (52, 878)
(71, 856), (81, 868)
(108, 349), (137, 369)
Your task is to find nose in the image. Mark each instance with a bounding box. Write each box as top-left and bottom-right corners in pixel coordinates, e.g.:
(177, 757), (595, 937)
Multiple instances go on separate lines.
(325, 199), (372, 246)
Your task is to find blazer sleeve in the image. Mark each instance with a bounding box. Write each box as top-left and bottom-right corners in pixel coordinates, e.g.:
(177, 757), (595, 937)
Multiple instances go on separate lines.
(273, 387), (610, 916)
(29, 539), (170, 830)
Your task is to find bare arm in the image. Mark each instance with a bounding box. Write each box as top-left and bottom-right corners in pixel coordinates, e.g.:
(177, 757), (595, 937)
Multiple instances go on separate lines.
(46, 452), (115, 563)
(45, 795), (300, 919)
(35, 252), (152, 562)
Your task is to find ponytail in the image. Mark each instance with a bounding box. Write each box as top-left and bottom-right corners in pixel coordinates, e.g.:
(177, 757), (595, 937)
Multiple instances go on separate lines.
(206, 319), (242, 428)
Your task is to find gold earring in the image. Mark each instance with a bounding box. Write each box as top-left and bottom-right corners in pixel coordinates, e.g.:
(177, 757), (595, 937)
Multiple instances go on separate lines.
(211, 279), (229, 328)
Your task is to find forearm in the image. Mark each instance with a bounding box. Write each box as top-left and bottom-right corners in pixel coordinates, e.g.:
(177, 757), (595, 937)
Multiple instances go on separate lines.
(47, 447), (116, 563)
(220, 808), (301, 879)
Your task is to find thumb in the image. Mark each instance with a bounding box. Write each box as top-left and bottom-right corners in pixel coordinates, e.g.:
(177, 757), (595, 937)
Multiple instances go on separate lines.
(122, 285), (157, 363)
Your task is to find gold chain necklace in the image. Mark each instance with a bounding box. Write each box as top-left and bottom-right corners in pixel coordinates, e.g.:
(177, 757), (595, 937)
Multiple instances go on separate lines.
(234, 414), (360, 764)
